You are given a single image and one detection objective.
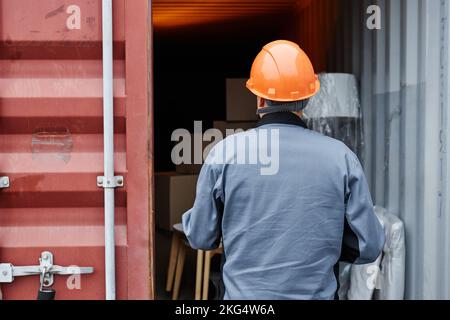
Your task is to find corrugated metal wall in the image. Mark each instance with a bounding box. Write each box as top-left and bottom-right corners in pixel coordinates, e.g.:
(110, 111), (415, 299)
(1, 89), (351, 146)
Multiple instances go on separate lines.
(293, 0), (340, 72)
(322, 0), (450, 299)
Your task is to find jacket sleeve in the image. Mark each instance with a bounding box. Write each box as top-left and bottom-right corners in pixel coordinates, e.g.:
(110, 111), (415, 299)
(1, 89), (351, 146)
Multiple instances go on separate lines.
(182, 161), (224, 250)
(343, 152), (385, 265)
(340, 218), (362, 263)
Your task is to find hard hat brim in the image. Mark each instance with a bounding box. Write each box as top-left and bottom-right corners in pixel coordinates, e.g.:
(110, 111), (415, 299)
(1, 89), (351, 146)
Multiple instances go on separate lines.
(246, 78), (321, 102)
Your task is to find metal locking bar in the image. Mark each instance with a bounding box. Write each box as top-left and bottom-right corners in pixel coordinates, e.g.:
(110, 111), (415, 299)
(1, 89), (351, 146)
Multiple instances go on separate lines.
(0, 251), (94, 287)
(38, 266), (56, 300)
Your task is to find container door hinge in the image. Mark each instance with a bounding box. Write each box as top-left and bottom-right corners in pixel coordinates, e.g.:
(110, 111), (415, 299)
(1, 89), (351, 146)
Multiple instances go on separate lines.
(0, 176), (10, 189)
(97, 176), (124, 189)
(0, 251), (94, 287)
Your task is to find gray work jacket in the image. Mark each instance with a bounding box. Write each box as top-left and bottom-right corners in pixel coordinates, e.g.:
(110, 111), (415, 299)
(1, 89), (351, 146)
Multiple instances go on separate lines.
(183, 112), (385, 300)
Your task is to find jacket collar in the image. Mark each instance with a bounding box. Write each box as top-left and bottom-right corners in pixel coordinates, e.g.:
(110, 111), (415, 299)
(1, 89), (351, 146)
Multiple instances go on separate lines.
(255, 112), (308, 129)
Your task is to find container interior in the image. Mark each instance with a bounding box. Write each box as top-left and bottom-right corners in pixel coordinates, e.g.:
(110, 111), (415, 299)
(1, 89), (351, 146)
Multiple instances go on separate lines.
(153, 0), (450, 300)
(153, 0), (343, 300)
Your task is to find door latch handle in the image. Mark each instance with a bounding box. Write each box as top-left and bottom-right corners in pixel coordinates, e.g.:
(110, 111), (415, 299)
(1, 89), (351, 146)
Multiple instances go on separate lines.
(0, 251), (94, 287)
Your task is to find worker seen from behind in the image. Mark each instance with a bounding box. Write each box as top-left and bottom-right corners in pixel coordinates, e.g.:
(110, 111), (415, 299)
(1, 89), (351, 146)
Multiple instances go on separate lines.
(182, 40), (385, 300)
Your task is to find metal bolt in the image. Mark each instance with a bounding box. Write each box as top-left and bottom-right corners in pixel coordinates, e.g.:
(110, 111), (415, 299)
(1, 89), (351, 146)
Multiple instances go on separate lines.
(2, 179), (8, 186)
(117, 179), (123, 185)
(107, 180), (111, 185)
(97, 177), (103, 185)
(2, 271), (7, 276)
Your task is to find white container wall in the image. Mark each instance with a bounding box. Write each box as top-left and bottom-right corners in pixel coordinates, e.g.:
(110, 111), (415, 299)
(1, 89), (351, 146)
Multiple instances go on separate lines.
(326, 0), (450, 299)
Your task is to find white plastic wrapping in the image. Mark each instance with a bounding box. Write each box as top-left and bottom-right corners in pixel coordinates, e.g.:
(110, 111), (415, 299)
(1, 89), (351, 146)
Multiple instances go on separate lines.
(373, 207), (406, 300)
(337, 262), (352, 300)
(344, 207), (405, 300)
(344, 212), (385, 300)
(303, 73), (364, 159)
(347, 255), (383, 300)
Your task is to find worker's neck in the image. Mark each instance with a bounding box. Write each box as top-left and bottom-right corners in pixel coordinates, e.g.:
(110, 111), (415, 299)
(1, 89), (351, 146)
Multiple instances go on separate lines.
(260, 111), (303, 118)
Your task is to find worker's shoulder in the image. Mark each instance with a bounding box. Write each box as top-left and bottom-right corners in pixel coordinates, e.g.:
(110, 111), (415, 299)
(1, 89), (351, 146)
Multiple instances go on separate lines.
(208, 129), (252, 150)
(300, 128), (358, 158)
(207, 128), (269, 157)
(219, 125), (349, 147)
(211, 126), (355, 155)
(205, 129), (254, 157)
(215, 128), (260, 144)
(283, 126), (347, 148)
(307, 128), (347, 146)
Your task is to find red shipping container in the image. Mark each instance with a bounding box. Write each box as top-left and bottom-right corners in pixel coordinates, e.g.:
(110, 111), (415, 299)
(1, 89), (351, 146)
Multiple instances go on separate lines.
(0, 0), (154, 299)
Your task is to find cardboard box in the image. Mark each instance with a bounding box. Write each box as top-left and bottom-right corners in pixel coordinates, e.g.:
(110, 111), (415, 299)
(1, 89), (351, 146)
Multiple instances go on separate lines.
(175, 163), (203, 175)
(226, 78), (259, 122)
(174, 132), (211, 175)
(174, 122), (257, 174)
(155, 172), (198, 231)
(213, 121), (257, 137)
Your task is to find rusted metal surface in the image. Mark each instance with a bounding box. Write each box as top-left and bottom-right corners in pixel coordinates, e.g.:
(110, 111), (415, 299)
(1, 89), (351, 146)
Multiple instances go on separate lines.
(0, 0), (153, 299)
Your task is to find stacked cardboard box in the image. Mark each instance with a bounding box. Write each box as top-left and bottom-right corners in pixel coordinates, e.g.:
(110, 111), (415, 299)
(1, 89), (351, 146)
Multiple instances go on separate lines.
(157, 134), (209, 230)
(155, 79), (257, 232)
(155, 172), (198, 231)
(211, 78), (258, 138)
(174, 132), (212, 175)
(226, 79), (259, 122)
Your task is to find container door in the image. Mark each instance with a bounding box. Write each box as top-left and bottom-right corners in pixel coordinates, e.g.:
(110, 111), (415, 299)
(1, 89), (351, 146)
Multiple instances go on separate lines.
(0, 0), (153, 299)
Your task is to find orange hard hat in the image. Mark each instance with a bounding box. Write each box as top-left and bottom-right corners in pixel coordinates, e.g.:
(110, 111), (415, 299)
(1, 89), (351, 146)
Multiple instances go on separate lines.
(246, 40), (320, 102)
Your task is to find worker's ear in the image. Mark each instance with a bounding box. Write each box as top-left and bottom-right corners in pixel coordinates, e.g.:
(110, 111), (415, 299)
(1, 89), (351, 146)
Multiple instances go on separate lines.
(258, 97), (265, 108)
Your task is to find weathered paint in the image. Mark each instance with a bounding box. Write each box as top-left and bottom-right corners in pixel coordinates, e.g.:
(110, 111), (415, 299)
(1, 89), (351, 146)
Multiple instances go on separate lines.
(0, 0), (153, 299)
